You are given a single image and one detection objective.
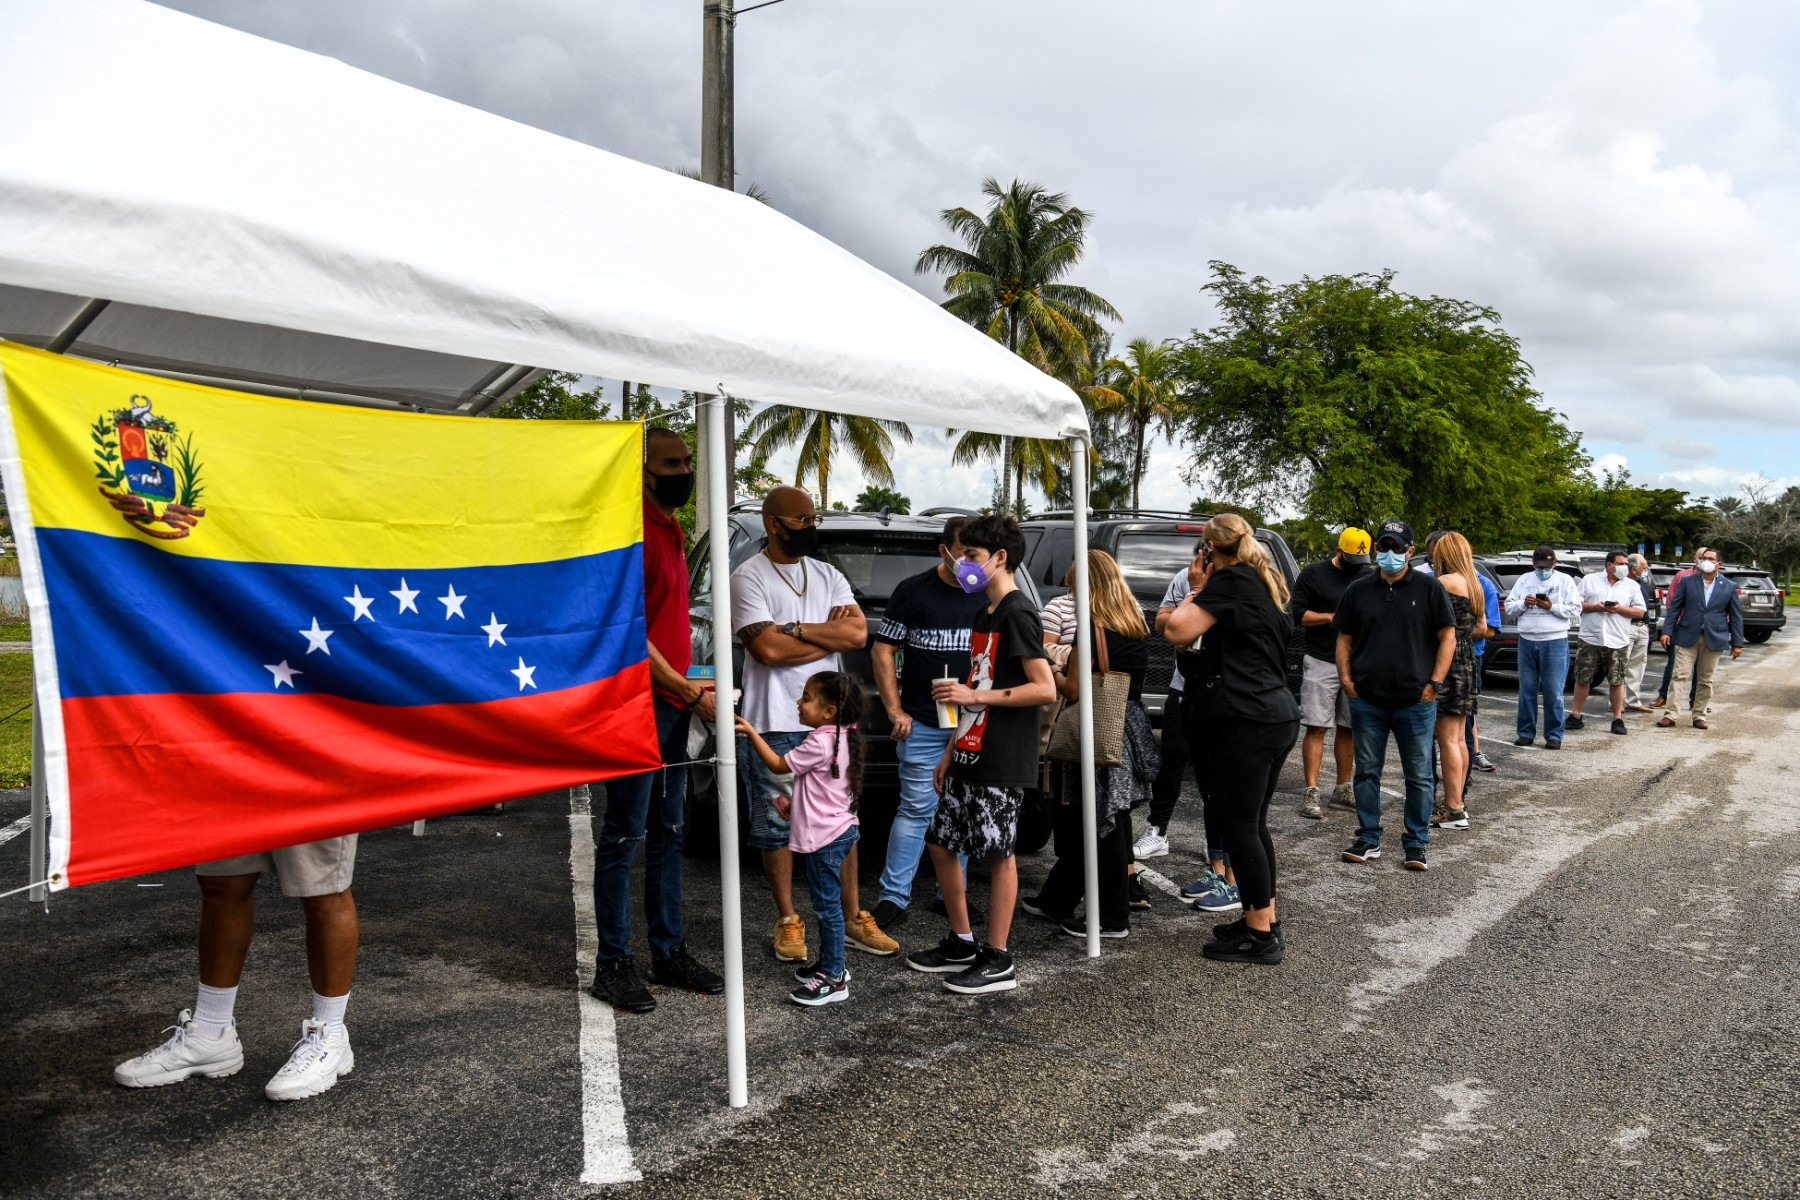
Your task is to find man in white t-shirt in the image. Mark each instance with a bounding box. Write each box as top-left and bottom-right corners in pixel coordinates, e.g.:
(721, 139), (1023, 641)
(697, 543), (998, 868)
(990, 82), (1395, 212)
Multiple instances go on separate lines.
(1568, 551), (1645, 736)
(730, 486), (887, 963)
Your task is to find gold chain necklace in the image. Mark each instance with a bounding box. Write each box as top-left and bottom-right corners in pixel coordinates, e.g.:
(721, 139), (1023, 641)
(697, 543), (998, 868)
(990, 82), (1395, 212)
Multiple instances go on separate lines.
(765, 550), (809, 598)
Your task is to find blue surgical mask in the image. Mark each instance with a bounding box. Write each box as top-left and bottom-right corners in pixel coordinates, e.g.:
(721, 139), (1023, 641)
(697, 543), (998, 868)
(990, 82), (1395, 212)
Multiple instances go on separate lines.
(1534, 567), (1554, 581)
(956, 556), (992, 594)
(1375, 550), (1407, 574)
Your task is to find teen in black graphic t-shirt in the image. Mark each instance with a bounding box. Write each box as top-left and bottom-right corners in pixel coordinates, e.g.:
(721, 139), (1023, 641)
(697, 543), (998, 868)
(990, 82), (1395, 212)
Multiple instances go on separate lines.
(948, 590), (1046, 786)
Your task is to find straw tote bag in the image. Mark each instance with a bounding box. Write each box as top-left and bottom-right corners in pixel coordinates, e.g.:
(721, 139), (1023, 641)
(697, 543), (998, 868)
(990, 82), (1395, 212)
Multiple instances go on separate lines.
(1046, 626), (1130, 767)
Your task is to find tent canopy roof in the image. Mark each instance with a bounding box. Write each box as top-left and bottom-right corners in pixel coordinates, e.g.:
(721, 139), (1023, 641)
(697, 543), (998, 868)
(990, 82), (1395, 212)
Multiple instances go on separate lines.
(0, 0), (1087, 436)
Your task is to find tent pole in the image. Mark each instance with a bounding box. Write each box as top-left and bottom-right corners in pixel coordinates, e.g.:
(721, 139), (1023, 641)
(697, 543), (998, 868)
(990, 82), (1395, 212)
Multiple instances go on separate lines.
(705, 392), (749, 1108)
(1069, 436), (1099, 958)
(28, 689), (47, 902)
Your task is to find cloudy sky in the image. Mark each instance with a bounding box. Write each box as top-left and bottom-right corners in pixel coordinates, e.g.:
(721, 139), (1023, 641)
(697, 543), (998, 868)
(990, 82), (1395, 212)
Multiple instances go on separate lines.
(160, 0), (1800, 513)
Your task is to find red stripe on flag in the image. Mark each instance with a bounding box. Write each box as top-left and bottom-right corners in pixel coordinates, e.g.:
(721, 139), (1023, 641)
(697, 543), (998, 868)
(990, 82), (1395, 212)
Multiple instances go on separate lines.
(59, 664), (660, 886)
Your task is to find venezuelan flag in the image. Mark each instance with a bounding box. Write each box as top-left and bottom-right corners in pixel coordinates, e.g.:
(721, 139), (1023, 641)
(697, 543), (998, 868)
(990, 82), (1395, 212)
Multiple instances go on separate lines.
(0, 345), (659, 889)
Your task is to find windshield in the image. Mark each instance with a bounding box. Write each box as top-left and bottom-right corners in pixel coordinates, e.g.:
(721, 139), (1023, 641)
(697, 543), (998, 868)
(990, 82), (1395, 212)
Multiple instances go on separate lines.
(816, 538), (943, 605)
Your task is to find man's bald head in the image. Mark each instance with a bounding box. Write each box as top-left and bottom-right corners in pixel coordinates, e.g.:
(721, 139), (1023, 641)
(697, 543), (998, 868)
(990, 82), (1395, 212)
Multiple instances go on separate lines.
(762, 486), (814, 523)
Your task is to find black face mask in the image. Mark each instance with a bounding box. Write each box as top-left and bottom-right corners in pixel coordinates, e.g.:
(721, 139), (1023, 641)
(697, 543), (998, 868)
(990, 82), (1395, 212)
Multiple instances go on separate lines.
(775, 523), (819, 558)
(647, 470), (694, 509)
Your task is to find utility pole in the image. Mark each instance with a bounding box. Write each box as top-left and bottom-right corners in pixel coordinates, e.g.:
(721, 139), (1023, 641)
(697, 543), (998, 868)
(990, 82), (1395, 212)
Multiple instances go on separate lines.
(696, 0), (736, 533)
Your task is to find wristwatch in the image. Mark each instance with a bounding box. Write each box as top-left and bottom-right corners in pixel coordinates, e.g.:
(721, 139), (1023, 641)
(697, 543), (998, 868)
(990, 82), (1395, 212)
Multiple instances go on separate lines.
(780, 620), (805, 642)
(1428, 679), (1446, 692)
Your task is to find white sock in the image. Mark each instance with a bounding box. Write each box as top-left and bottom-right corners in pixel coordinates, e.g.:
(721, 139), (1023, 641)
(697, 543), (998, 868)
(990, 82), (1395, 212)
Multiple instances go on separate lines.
(311, 990), (349, 1036)
(955, 931), (976, 944)
(191, 983), (237, 1039)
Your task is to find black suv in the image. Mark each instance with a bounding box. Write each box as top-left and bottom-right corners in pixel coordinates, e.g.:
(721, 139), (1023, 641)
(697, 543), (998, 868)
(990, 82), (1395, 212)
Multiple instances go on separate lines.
(1723, 564), (1787, 643)
(682, 505), (1040, 854)
(1017, 511), (1304, 717)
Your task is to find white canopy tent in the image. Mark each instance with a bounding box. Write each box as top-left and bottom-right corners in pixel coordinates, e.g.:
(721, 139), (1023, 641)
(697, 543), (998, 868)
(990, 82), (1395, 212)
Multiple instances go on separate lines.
(0, 0), (1102, 1111)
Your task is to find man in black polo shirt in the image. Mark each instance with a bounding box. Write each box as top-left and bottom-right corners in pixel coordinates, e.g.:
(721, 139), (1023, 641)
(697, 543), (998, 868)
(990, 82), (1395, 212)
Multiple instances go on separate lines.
(870, 516), (985, 932)
(1291, 527), (1370, 819)
(1332, 520), (1456, 871)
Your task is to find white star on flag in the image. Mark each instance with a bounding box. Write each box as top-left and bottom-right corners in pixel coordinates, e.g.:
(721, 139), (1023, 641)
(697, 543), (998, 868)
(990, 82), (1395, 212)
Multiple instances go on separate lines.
(299, 617), (334, 655)
(482, 613), (508, 647)
(438, 585), (467, 620)
(511, 657), (538, 691)
(343, 586), (375, 622)
(265, 660), (302, 689)
(390, 578), (420, 614)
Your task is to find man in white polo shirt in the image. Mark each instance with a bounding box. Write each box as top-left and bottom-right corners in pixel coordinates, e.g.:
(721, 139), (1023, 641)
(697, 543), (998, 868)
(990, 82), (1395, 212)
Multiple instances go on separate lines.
(1568, 550), (1645, 736)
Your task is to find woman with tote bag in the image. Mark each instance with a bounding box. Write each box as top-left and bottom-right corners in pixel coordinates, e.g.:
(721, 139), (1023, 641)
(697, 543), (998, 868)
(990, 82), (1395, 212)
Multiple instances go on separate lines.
(1023, 551), (1158, 938)
(1164, 514), (1300, 965)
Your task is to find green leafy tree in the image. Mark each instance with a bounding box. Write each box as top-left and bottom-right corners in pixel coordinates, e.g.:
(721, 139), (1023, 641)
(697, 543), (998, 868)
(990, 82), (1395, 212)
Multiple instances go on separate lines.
(916, 177), (1120, 511)
(855, 485), (911, 514)
(744, 405), (912, 512)
(1093, 337), (1183, 509)
(1188, 497), (1268, 526)
(490, 371), (610, 421)
(1176, 262), (1584, 548)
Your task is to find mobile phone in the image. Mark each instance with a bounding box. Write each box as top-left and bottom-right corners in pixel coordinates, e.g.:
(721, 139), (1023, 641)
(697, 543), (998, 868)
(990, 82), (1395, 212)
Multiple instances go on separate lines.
(1603, 600), (1616, 609)
(1536, 592), (1549, 603)
(1201, 541), (1215, 572)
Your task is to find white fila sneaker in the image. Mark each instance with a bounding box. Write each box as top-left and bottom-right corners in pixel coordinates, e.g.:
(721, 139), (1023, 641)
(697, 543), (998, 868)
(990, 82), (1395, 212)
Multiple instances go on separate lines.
(264, 1018), (354, 1101)
(114, 1010), (245, 1088)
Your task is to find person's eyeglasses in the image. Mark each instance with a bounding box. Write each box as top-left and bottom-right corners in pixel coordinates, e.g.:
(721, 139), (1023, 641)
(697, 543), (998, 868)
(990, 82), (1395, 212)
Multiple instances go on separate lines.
(776, 513), (823, 529)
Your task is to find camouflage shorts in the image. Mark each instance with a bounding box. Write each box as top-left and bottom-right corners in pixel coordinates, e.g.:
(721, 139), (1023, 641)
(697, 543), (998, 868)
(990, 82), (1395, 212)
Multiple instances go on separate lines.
(1574, 639), (1627, 686)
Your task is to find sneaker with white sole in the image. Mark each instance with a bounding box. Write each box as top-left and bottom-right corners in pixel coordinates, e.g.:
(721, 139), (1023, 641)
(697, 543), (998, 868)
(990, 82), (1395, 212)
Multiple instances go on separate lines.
(1300, 786), (1324, 820)
(113, 1010), (244, 1088)
(1180, 867), (1227, 899)
(1190, 880), (1243, 913)
(1132, 825), (1170, 859)
(789, 971), (849, 1008)
(1328, 783), (1357, 812)
(264, 1019), (353, 1102)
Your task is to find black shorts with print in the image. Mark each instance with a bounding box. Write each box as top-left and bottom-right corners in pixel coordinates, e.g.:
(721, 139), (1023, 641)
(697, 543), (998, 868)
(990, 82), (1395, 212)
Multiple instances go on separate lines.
(925, 776), (1022, 860)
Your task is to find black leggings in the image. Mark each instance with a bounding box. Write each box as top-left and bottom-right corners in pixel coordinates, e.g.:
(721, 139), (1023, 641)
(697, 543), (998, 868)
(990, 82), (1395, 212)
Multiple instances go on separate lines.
(1203, 716), (1298, 910)
(1038, 777), (1133, 928)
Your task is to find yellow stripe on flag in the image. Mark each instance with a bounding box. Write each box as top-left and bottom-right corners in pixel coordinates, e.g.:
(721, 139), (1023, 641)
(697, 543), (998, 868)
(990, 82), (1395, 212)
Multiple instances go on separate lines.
(1, 345), (642, 569)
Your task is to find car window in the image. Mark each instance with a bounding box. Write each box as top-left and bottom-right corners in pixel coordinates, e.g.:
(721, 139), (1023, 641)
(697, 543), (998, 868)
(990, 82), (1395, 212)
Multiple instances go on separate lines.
(1113, 532), (1202, 601)
(815, 536), (943, 605)
(1732, 573), (1774, 590)
(1043, 527), (1074, 587)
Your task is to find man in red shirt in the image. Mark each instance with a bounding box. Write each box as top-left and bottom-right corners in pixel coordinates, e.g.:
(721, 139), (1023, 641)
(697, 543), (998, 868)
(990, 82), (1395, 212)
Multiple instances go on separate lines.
(589, 427), (723, 1013)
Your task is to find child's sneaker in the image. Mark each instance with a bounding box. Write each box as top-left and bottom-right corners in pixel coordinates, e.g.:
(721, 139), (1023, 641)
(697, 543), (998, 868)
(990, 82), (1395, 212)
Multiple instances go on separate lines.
(113, 1010), (244, 1088)
(905, 933), (980, 974)
(793, 961), (854, 984)
(942, 945), (1017, 995)
(789, 971), (849, 1008)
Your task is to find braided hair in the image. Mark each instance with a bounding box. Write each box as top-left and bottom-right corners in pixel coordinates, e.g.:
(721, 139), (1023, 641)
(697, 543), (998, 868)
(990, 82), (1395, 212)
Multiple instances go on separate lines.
(806, 670), (866, 806)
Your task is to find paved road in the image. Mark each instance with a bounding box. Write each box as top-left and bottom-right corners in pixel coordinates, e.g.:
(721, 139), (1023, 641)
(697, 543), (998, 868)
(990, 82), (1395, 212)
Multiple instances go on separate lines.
(2, 635), (1796, 1198)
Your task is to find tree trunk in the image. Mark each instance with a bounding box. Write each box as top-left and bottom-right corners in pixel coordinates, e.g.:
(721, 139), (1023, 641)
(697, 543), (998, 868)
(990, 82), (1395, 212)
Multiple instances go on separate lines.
(1132, 416), (1148, 510)
(818, 417), (830, 512)
(1014, 452), (1024, 515)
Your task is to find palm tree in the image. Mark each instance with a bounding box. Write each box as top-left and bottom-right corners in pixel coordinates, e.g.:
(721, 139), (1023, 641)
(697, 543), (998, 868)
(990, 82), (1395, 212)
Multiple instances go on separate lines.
(1092, 337), (1184, 509)
(744, 406), (912, 512)
(916, 177), (1121, 511)
(948, 430), (1071, 512)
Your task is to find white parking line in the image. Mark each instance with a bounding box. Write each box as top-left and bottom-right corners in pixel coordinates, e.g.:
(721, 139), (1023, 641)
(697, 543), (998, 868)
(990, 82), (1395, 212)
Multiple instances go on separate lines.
(0, 815), (31, 847)
(567, 785), (641, 1186)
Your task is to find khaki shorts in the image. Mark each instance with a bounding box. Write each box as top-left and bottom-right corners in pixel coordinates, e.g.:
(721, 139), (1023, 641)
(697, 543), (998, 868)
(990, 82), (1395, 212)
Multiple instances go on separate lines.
(1299, 656), (1352, 729)
(195, 835), (357, 898)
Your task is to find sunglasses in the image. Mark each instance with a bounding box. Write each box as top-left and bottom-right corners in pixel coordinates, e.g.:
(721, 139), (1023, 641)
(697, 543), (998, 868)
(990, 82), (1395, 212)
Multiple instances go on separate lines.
(774, 513), (824, 529)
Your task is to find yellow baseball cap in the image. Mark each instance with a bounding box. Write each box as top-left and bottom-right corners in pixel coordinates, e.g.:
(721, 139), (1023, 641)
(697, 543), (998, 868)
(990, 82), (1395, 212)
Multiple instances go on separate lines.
(1338, 527), (1372, 563)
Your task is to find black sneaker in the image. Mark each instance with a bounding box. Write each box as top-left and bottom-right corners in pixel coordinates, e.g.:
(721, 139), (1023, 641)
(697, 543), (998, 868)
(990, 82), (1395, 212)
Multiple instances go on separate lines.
(793, 961), (854, 984)
(1513, 736), (1534, 747)
(905, 933), (980, 974)
(1611, 718), (1628, 736)
(646, 944), (725, 995)
(942, 945), (1018, 994)
(1211, 916), (1282, 941)
(789, 971), (849, 1008)
(1404, 847), (1429, 871)
(872, 898), (908, 932)
(590, 957), (656, 1013)
(1059, 916), (1128, 939)
(1545, 739), (1563, 750)
(1341, 840), (1381, 864)
(928, 897), (985, 925)
(1202, 928), (1284, 965)
(1018, 895), (1070, 921)
(1128, 874), (1153, 911)
(1565, 714), (1585, 730)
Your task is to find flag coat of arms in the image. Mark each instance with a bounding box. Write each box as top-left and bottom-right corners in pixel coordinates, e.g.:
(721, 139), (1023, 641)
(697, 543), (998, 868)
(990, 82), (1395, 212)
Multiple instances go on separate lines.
(0, 345), (660, 889)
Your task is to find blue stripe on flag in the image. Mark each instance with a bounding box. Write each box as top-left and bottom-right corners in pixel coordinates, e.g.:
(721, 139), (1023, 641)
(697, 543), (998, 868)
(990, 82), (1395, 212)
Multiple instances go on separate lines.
(40, 528), (648, 705)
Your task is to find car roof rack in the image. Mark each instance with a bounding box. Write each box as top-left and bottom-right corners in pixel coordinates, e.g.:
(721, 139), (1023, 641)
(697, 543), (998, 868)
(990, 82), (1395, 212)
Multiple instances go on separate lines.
(1029, 508), (1200, 521)
(1504, 541), (1629, 554)
(919, 506), (979, 517)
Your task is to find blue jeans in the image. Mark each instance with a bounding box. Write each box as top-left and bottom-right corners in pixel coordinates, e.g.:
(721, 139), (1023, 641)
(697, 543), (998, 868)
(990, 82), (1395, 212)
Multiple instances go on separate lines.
(1516, 637), (1568, 742)
(737, 730), (808, 850)
(802, 827), (860, 978)
(878, 726), (965, 909)
(594, 696), (688, 962)
(1349, 696), (1435, 851)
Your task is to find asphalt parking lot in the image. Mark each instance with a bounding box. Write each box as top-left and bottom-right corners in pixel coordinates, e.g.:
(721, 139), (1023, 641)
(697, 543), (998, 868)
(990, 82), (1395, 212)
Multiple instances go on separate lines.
(2, 634), (1797, 1199)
